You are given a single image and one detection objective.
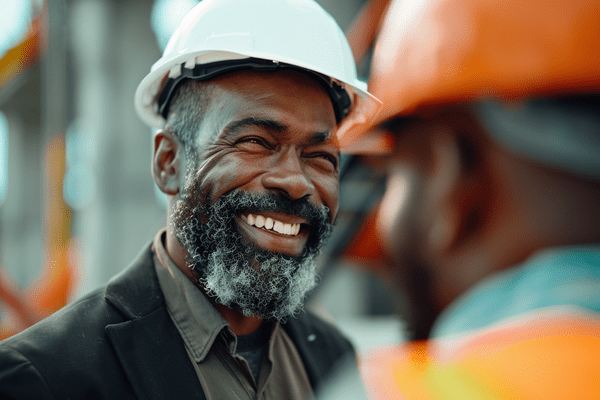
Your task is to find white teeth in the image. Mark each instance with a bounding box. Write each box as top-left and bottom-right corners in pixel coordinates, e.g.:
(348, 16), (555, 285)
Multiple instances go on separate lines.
(273, 220), (284, 234)
(255, 215), (265, 228)
(242, 214), (301, 236)
(265, 217), (274, 230)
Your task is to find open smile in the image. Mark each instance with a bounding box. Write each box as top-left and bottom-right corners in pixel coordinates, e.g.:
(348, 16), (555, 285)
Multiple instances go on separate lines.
(236, 211), (309, 255)
(241, 213), (302, 236)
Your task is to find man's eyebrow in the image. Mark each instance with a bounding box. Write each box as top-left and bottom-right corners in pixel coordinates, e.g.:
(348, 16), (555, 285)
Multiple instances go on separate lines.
(222, 117), (334, 147)
(222, 117), (287, 138)
(308, 130), (332, 145)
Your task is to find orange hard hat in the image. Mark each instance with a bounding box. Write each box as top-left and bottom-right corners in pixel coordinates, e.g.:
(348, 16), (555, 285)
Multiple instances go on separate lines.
(337, 0), (600, 152)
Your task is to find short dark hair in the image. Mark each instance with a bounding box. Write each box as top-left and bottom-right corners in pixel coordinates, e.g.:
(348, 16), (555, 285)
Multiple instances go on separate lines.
(165, 79), (215, 158)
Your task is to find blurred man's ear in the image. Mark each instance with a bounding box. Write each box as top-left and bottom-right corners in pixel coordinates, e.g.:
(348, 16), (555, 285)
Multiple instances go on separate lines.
(425, 122), (488, 254)
(426, 127), (461, 253)
(153, 129), (182, 196)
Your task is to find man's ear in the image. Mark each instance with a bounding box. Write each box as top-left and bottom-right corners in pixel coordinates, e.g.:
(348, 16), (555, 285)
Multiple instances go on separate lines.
(425, 127), (461, 253)
(425, 124), (487, 253)
(153, 129), (183, 196)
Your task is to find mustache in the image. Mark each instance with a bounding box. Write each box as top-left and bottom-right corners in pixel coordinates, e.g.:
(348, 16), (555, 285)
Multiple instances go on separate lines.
(179, 172), (332, 227)
(216, 190), (333, 253)
(225, 190), (330, 227)
(174, 187), (334, 257)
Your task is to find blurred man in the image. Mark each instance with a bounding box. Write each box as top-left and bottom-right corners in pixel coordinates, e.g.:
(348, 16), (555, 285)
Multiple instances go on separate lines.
(0, 0), (379, 398)
(335, 0), (600, 398)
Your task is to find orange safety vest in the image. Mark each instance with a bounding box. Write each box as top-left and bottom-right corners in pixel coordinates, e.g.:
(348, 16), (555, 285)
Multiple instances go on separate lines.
(361, 311), (600, 399)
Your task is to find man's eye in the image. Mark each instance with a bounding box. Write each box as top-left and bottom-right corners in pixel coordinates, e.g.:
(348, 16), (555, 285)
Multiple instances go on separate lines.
(237, 137), (271, 148)
(308, 153), (338, 170)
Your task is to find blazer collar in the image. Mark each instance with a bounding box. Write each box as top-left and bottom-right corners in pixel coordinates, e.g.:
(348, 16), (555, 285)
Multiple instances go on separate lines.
(104, 243), (163, 318)
(104, 241), (206, 399)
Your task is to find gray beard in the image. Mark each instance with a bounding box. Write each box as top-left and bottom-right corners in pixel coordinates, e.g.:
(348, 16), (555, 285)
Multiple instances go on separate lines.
(172, 188), (333, 321)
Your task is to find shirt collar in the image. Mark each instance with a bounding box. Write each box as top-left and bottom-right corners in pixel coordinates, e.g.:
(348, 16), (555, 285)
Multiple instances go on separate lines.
(152, 228), (231, 362)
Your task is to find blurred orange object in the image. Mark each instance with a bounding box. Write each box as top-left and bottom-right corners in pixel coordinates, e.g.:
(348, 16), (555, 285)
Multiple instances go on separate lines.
(0, 135), (76, 339)
(0, 269), (35, 340)
(26, 134), (75, 315)
(343, 208), (386, 268)
(362, 310), (600, 399)
(0, 1), (75, 339)
(345, 0), (393, 64)
(338, 0), (600, 151)
(0, 2), (47, 92)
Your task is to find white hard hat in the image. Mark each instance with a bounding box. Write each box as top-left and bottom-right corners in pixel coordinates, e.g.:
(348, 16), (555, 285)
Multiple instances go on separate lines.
(135, 0), (380, 133)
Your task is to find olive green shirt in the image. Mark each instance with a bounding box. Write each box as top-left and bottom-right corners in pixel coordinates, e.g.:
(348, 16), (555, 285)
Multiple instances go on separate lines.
(152, 229), (314, 399)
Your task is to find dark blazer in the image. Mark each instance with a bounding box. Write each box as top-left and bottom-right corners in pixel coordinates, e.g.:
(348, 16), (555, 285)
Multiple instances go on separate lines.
(0, 244), (355, 399)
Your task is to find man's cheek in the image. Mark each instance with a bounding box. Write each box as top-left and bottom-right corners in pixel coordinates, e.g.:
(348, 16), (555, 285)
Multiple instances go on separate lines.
(200, 164), (256, 203)
(316, 176), (339, 223)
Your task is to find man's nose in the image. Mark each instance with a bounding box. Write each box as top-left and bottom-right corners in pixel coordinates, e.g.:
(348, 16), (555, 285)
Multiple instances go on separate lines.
(261, 148), (315, 200)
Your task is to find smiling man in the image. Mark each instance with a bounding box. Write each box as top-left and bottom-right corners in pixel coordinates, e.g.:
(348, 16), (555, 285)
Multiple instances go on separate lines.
(0, 0), (379, 399)
(164, 69), (341, 320)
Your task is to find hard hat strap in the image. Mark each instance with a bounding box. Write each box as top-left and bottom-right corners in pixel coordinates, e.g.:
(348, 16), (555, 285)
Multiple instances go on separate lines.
(157, 57), (351, 123)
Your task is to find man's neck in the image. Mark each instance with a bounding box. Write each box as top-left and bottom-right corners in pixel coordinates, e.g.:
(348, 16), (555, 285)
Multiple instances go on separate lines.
(212, 301), (264, 336)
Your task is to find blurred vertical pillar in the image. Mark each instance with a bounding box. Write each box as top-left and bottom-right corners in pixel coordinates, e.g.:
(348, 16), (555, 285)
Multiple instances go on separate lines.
(69, 0), (111, 297)
(34, 0), (74, 313)
(42, 0), (67, 151)
(107, 0), (165, 279)
(70, 0), (164, 298)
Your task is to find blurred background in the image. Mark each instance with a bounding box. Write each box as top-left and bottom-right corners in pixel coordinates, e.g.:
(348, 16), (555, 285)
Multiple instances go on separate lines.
(0, 0), (403, 353)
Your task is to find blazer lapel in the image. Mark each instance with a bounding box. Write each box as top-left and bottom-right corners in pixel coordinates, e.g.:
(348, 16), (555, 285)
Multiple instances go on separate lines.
(104, 243), (206, 399)
(106, 308), (205, 399)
